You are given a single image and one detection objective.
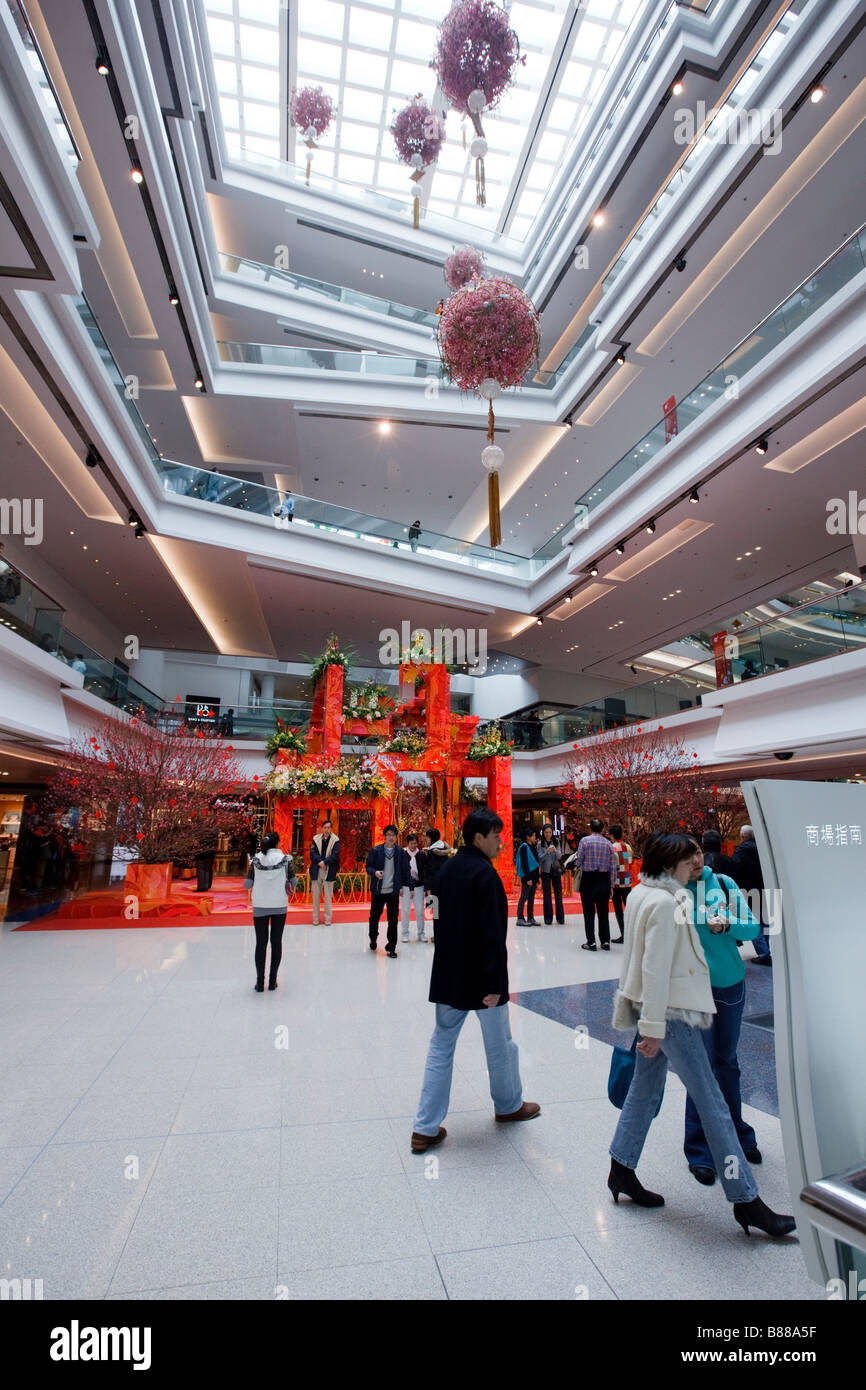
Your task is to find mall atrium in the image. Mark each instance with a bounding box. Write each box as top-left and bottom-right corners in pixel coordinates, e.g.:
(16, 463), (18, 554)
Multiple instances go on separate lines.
(0, 0), (864, 1322)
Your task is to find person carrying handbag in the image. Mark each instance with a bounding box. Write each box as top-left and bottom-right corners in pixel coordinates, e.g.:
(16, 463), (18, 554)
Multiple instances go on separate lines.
(245, 831), (297, 992)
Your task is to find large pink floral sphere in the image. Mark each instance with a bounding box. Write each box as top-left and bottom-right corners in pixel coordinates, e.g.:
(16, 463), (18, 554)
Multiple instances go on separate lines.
(290, 85), (334, 138)
(432, 0), (522, 115)
(444, 244), (485, 290)
(437, 277), (540, 392)
(391, 98), (445, 168)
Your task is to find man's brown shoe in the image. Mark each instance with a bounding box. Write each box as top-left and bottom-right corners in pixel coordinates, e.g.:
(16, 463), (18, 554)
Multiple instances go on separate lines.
(410, 1127), (447, 1154)
(495, 1101), (541, 1123)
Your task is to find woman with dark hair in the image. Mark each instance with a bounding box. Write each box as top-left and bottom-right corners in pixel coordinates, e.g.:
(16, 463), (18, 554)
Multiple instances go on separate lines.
(245, 831), (297, 992)
(606, 831), (795, 1239)
(538, 824), (565, 925)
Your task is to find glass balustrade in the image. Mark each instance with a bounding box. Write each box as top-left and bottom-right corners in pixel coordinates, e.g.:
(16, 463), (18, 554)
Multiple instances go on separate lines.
(6, 0), (79, 167)
(0, 559), (63, 651)
(219, 253), (439, 330)
(158, 458), (534, 574)
(223, 141), (525, 254)
(511, 585), (866, 750)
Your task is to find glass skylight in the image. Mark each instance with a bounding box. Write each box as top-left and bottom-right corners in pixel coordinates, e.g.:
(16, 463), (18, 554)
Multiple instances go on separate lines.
(206, 0), (650, 240)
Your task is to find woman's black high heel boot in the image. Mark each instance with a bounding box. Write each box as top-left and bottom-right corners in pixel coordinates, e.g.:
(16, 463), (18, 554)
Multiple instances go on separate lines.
(268, 975), (278, 991)
(608, 1157), (664, 1207)
(733, 1196), (795, 1238)
(254, 977), (264, 992)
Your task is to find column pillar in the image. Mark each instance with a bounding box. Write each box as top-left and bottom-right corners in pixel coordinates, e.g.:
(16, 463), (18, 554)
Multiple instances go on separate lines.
(260, 673), (276, 704)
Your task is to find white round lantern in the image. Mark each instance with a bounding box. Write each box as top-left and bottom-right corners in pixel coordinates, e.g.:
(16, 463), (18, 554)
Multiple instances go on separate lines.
(481, 444), (504, 471)
(479, 377), (502, 401)
(467, 89), (487, 114)
(304, 125), (318, 142)
(470, 136), (488, 159)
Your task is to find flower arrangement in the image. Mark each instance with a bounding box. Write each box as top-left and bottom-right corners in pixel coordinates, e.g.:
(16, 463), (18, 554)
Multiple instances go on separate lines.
(290, 85), (335, 184)
(381, 729), (427, 758)
(391, 96), (445, 170)
(266, 722), (306, 760)
(266, 757), (389, 799)
(437, 277), (540, 392)
(444, 244), (485, 291)
(432, 0), (523, 205)
(460, 781), (488, 804)
(437, 275), (540, 548)
(467, 722), (513, 760)
(343, 682), (394, 722)
(432, 1), (522, 117)
(307, 633), (355, 689)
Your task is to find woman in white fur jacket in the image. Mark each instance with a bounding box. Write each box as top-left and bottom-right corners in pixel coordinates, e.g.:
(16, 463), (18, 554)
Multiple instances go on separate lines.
(607, 832), (795, 1240)
(244, 831), (297, 993)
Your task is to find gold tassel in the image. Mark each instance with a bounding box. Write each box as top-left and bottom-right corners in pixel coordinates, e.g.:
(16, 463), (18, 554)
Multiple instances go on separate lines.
(488, 469), (501, 549)
(487, 399), (495, 443)
(475, 157), (485, 207)
(305, 157), (311, 185)
(413, 194), (419, 229)
(462, 123), (467, 150)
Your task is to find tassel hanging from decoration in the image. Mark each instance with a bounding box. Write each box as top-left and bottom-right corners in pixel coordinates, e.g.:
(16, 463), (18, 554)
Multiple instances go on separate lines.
(303, 125), (318, 187)
(480, 380), (504, 548)
(467, 91), (488, 209)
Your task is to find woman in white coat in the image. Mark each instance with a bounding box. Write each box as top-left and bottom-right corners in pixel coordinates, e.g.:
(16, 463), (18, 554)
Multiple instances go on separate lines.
(245, 831), (297, 992)
(607, 832), (795, 1239)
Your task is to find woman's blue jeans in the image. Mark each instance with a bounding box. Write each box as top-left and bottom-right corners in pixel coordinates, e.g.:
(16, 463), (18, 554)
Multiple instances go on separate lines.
(413, 1003), (523, 1135)
(683, 979), (758, 1170)
(610, 1018), (759, 1203)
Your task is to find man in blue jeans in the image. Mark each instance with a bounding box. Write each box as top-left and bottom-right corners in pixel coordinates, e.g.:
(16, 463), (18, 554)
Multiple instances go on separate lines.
(682, 841), (764, 1184)
(410, 808), (541, 1153)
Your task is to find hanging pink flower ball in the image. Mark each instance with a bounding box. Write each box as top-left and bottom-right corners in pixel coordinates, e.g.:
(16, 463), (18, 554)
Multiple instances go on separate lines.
(432, 0), (523, 116)
(444, 244), (485, 291)
(437, 276), (541, 393)
(290, 85), (334, 139)
(391, 98), (445, 168)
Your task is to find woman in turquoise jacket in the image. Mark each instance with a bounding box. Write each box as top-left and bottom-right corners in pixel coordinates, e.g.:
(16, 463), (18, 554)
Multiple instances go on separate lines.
(682, 840), (763, 1186)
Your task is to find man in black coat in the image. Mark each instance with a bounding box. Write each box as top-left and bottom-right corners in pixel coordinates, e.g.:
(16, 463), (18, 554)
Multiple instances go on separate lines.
(701, 829), (737, 880)
(731, 825), (772, 964)
(410, 808), (540, 1153)
(366, 824), (406, 957)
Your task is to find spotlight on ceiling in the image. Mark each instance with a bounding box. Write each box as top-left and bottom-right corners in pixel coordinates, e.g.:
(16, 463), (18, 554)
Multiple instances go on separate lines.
(564, 592), (572, 603)
(645, 519), (656, 534)
(536, 616), (544, 626)
(615, 347), (626, 365)
(592, 211), (604, 227)
(127, 509), (138, 527)
(168, 286), (179, 305)
(675, 252), (687, 272)
(810, 84), (824, 103)
(630, 665), (638, 675)
(615, 542), (625, 555)
(689, 488), (700, 504)
(589, 565), (599, 576)
(134, 522), (145, 539)
(130, 166), (144, 184)
(755, 437), (769, 455)
(84, 446), (100, 469)
(96, 52), (110, 76)
(672, 80), (684, 96)
(194, 376), (204, 390)
(379, 421), (391, 434)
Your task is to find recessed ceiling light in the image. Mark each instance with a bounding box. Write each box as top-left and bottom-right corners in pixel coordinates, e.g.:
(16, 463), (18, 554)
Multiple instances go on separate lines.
(810, 84), (824, 103)
(672, 80), (684, 95)
(592, 212), (604, 226)
(130, 167), (144, 184)
(379, 421), (391, 434)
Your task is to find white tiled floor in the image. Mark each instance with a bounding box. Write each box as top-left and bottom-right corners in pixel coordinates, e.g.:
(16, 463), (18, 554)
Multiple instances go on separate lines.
(0, 918), (823, 1300)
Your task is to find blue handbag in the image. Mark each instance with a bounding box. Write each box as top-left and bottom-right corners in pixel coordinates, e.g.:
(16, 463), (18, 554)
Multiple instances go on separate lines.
(607, 1034), (664, 1115)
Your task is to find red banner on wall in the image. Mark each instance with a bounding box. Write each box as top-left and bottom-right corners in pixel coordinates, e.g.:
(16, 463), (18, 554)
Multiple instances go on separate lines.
(663, 395), (678, 443)
(711, 631), (733, 688)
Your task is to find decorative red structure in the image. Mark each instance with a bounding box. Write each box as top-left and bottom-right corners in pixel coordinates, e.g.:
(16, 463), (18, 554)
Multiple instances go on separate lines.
(271, 657), (514, 889)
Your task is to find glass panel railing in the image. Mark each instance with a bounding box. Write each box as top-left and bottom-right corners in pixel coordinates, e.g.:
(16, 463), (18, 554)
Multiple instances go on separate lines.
(219, 253), (439, 330)
(223, 141), (525, 254)
(602, 1), (804, 292)
(73, 298), (162, 464)
(158, 459), (534, 575)
(524, 584), (865, 749)
(6, 0), (79, 168)
(0, 558), (63, 651)
(541, 225), (866, 558)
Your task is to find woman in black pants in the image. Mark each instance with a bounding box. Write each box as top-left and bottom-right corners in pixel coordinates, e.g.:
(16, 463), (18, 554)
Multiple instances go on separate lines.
(538, 823), (565, 925)
(245, 831), (297, 992)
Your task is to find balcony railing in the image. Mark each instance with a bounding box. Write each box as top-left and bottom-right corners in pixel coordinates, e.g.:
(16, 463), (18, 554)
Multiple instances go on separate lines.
(496, 583), (866, 749)
(219, 252), (439, 331)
